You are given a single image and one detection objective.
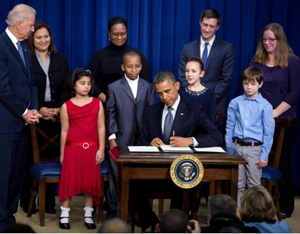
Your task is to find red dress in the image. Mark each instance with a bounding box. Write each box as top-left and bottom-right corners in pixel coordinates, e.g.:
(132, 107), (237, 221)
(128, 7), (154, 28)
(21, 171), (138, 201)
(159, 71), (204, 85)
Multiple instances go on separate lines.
(59, 98), (101, 204)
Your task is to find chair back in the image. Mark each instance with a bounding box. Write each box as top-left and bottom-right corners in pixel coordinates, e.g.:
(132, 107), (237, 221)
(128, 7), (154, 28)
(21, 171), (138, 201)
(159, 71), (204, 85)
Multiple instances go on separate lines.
(30, 124), (60, 164)
(268, 117), (292, 169)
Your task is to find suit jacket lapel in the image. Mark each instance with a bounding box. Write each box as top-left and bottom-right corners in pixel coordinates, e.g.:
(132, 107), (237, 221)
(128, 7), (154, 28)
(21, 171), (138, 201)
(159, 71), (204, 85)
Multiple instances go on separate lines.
(205, 37), (220, 70)
(136, 79), (145, 104)
(121, 77), (136, 103)
(194, 39), (201, 57)
(172, 98), (187, 134)
(156, 103), (164, 138)
(4, 33), (28, 75)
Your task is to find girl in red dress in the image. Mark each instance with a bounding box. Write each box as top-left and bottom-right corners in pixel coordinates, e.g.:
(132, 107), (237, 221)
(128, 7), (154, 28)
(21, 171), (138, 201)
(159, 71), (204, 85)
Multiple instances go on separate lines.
(58, 68), (105, 230)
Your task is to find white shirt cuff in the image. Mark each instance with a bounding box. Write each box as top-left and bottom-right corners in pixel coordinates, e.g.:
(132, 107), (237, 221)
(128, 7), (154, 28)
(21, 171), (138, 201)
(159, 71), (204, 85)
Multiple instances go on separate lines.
(109, 134), (116, 140)
(22, 108), (28, 116)
(192, 137), (199, 147)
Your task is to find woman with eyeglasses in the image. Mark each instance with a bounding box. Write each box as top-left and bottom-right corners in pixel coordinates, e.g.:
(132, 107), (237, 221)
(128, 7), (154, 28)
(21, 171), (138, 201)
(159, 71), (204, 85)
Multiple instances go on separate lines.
(89, 16), (150, 103)
(249, 23), (300, 219)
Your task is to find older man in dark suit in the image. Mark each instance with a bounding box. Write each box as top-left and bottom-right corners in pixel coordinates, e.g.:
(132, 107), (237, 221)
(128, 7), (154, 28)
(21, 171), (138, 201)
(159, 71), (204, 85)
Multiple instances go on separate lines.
(178, 9), (235, 135)
(134, 71), (222, 231)
(0, 4), (41, 230)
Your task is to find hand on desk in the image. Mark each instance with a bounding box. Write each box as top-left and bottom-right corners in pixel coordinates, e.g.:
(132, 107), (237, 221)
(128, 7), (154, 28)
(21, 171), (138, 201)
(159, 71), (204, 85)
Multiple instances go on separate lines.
(170, 136), (193, 147)
(150, 137), (165, 147)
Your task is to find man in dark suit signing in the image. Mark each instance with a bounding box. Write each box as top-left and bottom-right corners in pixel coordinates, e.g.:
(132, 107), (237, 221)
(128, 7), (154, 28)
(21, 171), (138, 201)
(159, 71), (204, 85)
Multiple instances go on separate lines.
(178, 9), (235, 135)
(139, 71), (223, 148)
(134, 71), (223, 231)
(0, 4), (41, 231)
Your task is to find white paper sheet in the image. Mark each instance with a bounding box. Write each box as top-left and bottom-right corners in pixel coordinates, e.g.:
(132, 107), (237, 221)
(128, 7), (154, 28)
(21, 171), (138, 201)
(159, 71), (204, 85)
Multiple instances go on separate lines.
(128, 146), (160, 152)
(194, 147), (226, 153)
(160, 145), (193, 153)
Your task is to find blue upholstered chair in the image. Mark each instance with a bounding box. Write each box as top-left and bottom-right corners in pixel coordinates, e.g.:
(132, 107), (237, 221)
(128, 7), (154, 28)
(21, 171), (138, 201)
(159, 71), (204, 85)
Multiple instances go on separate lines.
(27, 124), (61, 226)
(261, 117), (292, 220)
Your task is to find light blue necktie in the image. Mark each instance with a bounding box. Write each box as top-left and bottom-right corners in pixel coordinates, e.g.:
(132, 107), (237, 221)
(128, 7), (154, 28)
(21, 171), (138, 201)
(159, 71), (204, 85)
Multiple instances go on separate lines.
(163, 107), (173, 144)
(17, 41), (26, 67)
(202, 42), (209, 67)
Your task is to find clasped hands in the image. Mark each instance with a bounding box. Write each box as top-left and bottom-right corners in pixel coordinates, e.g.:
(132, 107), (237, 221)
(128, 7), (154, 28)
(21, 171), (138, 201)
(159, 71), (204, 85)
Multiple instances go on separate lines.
(22, 109), (42, 125)
(39, 107), (60, 120)
(151, 136), (193, 147)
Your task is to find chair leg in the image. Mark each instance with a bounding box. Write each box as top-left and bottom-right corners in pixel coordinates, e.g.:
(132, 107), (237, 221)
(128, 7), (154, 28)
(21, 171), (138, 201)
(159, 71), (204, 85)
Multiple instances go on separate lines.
(39, 179), (46, 226)
(27, 180), (38, 217)
(274, 184), (281, 221)
(158, 199), (164, 220)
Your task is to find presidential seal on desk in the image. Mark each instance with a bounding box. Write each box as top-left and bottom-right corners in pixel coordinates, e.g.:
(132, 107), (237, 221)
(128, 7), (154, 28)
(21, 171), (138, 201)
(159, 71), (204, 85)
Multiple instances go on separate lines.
(170, 155), (204, 189)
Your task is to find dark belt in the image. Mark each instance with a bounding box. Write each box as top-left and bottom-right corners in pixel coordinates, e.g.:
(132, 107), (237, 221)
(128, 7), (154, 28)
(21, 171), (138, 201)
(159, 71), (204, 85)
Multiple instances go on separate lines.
(233, 139), (262, 146)
(66, 140), (98, 149)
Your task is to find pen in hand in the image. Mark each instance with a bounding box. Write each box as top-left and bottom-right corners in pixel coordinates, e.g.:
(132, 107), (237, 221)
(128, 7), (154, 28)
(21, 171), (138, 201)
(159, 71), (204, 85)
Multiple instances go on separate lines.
(173, 130), (175, 136)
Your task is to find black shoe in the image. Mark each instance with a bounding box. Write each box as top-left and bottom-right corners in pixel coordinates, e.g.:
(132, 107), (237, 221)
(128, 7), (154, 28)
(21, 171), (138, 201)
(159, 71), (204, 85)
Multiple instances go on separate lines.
(59, 217), (70, 229)
(45, 207), (56, 214)
(84, 217), (96, 229)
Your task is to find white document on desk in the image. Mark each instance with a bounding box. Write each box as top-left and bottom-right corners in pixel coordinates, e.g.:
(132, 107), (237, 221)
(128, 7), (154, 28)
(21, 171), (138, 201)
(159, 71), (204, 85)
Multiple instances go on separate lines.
(160, 145), (193, 153)
(128, 146), (160, 153)
(194, 147), (226, 153)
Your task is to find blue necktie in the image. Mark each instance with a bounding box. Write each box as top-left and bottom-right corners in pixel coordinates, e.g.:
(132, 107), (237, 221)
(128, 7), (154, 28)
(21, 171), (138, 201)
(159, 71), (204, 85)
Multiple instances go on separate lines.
(163, 107), (173, 144)
(17, 41), (26, 67)
(202, 42), (209, 67)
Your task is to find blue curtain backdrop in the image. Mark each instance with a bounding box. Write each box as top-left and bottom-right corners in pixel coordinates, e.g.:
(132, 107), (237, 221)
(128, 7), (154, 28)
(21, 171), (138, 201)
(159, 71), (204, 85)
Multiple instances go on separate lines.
(1, 0), (300, 189)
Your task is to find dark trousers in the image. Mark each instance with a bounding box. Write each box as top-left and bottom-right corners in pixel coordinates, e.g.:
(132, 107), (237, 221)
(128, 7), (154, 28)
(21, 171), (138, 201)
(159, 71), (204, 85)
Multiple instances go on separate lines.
(0, 129), (28, 231)
(279, 118), (297, 216)
(106, 154), (119, 219)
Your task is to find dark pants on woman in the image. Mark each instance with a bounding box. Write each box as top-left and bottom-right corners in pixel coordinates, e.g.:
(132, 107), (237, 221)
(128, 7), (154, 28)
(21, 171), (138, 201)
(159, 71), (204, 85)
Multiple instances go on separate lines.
(279, 118), (297, 216)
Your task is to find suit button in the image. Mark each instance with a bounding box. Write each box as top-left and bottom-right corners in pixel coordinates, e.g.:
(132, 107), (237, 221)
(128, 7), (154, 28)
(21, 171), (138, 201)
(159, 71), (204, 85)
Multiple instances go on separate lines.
(52, 91), (55, 93)
(51, 82), (54, 84)
(49, 73), (52, 76)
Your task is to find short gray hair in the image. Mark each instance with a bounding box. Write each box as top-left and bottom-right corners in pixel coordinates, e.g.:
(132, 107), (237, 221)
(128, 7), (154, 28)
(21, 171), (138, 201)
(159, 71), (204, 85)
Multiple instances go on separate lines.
(153, 71), (176, 85)
(207, 194), (237, 217)
(6, 4), (36, 26)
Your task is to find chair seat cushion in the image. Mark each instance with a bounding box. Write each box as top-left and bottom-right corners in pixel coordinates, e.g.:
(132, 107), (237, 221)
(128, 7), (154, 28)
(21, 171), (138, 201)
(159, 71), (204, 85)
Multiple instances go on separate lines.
(261, 166), (282, 182)
(30, 161), (61, 179)
(100, 159), (109, 176)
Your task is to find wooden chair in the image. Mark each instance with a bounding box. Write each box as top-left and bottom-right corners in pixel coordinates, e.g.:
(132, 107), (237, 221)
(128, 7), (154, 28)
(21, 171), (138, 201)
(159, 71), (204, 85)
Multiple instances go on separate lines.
(27, 124), (61, 226)
(261, 117), (292, 220)
(98, 158), (109, 223)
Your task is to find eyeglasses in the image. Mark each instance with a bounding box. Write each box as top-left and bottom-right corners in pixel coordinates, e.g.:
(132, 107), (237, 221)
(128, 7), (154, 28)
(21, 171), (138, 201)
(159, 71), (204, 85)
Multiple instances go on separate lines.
(111, 32), (127, 38)
(262, 38), (276, 43)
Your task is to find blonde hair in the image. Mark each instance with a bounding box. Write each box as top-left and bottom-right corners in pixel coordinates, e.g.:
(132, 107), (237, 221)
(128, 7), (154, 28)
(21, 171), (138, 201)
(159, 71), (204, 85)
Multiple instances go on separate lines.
(240, 186), (277, 223)
(254, 23), (294, 68)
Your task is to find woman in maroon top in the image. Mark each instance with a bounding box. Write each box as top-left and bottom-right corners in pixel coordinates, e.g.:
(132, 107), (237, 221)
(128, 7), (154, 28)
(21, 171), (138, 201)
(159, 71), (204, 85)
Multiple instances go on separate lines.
(249, 23), (300, 218)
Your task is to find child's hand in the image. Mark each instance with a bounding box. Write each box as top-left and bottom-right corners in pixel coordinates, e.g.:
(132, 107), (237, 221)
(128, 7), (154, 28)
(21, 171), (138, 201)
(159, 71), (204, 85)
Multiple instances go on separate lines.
(96, 150), (105, 165)
(256, 159), (268, 168)
(60, 153), (64, 164)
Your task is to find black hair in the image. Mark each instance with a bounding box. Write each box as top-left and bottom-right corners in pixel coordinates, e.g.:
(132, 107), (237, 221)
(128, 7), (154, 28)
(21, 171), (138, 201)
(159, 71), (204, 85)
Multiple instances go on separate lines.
(68, 68), (95, 97)
(153, 71), (176, 85)
(108, 16), (127, 31)
(186, 57), (205, 71)
(160, 209), (188, 233)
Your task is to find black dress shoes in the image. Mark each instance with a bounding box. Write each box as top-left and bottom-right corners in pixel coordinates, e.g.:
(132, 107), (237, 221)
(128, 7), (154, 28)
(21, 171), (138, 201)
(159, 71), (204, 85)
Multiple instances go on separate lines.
(84, 217), (96, 229)
(59, 217), (70, 229)
(45, 207), (56, 214)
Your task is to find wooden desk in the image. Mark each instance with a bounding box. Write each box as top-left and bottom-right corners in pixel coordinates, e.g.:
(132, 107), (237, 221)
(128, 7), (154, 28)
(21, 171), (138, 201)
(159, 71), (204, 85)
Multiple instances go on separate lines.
(117, 147), (246, 221)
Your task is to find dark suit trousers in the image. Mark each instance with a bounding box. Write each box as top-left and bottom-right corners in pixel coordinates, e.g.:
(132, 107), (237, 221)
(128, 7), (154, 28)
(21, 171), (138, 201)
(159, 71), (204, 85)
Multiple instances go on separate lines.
(0, 129), (28, 231)
(106, 154), (119, 219)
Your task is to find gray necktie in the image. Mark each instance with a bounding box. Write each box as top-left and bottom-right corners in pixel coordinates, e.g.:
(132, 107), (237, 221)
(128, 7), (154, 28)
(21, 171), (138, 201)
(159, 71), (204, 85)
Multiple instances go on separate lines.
(17, 41), (26, 67)
(163, 107), (173, 144)
(202, 42), (209, 67)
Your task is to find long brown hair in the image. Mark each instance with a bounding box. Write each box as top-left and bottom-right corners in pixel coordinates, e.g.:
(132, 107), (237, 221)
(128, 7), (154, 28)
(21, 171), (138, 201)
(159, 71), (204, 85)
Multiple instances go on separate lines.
(254, 23), (293, 68)
(27, 21), (57, 56)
